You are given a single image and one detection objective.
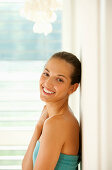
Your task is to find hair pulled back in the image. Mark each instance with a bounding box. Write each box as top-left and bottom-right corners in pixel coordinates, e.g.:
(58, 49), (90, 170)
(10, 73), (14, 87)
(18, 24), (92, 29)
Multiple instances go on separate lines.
(50, 51), (81, 85)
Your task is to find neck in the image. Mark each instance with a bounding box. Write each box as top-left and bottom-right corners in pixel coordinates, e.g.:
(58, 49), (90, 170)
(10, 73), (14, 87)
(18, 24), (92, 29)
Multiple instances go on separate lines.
(46, 98), (70, 118)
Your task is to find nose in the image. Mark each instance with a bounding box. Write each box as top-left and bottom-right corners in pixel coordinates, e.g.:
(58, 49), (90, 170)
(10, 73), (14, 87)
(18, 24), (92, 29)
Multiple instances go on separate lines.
(44, 77), (54, 89)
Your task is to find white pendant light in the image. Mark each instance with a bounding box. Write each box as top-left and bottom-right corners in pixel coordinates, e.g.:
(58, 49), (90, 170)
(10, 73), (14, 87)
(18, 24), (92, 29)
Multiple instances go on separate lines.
(20, 0), (62, 35)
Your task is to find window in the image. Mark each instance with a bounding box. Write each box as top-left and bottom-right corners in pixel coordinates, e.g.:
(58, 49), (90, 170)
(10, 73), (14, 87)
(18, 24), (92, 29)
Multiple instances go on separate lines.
(0, 1), (62, 169)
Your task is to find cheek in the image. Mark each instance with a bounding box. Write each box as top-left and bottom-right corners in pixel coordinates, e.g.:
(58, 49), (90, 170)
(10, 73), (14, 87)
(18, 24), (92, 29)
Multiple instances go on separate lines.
(55, 84), (68, 93)
(39, 76), (45, 85)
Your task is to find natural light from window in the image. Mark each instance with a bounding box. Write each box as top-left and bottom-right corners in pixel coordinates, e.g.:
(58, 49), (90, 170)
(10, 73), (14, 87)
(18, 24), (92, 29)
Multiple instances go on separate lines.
(0, 1), (62, 169)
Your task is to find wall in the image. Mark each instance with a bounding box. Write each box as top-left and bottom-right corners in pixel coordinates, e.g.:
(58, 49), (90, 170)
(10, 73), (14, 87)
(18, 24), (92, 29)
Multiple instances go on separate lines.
(62, 0), (112, 170)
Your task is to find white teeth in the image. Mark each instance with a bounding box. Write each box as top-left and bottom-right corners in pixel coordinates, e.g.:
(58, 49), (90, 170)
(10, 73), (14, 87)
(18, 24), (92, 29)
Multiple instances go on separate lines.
(43, 88), (55, 94)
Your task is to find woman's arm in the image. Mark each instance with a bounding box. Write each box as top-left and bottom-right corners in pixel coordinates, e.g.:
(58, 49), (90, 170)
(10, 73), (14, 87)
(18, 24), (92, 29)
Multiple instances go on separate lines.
(34, 117), (65, 170)
(22, 106), (49, 170)
(22, 123), (42, 170)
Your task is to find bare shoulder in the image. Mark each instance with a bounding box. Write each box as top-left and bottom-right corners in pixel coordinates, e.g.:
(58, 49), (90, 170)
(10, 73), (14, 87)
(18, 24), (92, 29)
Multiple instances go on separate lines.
(43, 112), (79, 140)
(41, 115), (67, 143)
(69, 113), (80, 130)
(39, 115), (66, 152)
(43, 115), (66, 137)
(44, 113), (67, 128)
(34, 115), (68, 169)
(40, 112), (80, 155)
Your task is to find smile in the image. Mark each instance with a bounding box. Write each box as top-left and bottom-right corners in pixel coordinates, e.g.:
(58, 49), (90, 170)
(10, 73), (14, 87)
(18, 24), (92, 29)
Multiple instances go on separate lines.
(42, 87), (55, 95)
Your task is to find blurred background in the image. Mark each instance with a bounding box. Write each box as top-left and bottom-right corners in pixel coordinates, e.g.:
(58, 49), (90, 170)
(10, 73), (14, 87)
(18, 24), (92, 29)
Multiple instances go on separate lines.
(0, 0), (112, 170)
(0, 1), (62, 169)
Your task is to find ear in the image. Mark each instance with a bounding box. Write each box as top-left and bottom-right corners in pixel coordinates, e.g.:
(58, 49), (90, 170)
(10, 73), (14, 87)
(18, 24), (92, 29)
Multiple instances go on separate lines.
(68, 83), (79, 95)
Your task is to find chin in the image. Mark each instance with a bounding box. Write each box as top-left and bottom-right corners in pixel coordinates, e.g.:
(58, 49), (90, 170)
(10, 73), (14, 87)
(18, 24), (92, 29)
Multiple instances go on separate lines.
(40, 96), (51, 103)
(40, 95), (46, 102)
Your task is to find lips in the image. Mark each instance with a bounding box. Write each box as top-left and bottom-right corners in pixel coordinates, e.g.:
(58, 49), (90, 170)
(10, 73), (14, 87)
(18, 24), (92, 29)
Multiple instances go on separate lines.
(42, 86), (55, 95)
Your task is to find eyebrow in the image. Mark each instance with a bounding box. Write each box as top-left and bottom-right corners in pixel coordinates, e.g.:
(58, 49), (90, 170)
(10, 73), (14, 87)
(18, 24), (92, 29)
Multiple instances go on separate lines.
(44, 68), (67, 79)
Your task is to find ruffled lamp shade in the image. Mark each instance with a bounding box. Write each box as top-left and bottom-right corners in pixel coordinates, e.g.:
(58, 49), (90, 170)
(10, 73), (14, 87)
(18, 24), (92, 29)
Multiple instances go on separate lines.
(20, 0), (62, 35)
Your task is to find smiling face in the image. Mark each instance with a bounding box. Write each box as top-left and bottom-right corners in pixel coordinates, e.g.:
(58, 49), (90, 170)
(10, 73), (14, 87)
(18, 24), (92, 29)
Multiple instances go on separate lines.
(39, 58), (76, 103)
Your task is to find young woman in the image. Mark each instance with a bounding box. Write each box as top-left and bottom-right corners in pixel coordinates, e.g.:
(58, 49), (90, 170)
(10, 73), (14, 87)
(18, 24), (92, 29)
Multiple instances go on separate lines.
(22, 51), (81, 170)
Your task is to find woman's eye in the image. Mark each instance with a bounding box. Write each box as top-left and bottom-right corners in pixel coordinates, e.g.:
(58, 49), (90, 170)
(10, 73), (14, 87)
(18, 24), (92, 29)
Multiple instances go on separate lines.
(43, 72), (49, 76)
(57, 78), (64, 82)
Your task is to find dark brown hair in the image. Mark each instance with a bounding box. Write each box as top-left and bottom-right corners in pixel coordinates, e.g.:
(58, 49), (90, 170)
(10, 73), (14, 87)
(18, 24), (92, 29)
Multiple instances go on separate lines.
(50, 51), (81, 85)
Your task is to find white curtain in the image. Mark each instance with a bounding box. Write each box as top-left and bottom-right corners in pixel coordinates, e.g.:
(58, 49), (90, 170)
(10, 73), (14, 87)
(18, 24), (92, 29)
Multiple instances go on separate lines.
(62, 0), (112, 170)
(62, 0), (81, 123)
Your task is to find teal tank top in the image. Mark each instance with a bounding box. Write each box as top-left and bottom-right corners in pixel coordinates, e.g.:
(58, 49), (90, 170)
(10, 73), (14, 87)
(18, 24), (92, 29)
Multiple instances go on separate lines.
(33, 140), (80, 170)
